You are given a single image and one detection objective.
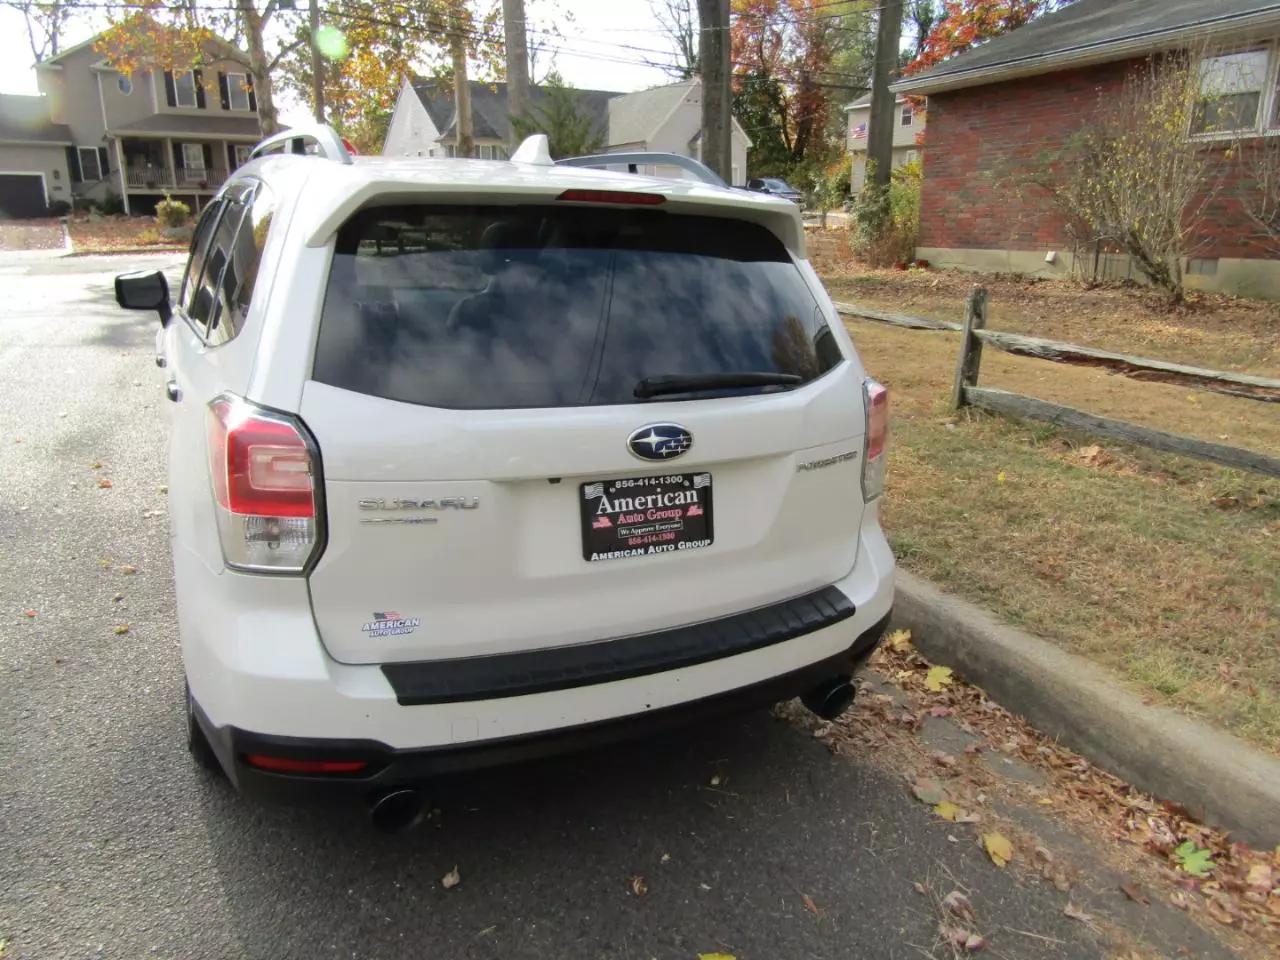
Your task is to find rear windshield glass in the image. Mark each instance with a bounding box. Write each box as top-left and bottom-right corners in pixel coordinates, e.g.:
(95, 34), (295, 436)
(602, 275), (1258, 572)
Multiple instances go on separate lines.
(313, 205), (842, 410)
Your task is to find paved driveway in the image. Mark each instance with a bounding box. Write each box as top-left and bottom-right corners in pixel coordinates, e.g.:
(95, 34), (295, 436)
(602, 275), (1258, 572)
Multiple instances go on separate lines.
(0, 254), (1246, 960)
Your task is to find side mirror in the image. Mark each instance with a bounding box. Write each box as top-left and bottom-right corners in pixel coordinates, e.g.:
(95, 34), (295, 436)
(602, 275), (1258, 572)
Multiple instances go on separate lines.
(115, 270), (172, 325)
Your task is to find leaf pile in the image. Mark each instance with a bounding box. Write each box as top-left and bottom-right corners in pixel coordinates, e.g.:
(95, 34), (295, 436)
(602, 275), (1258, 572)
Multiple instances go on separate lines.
(806, 633), (1280, 948)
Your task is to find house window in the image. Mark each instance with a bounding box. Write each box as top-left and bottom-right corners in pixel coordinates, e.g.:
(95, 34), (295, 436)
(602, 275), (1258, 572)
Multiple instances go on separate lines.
(77, 146), (102, 182)
(233, 144), (252, 168)
(182, 143), (206, 172)
(117, 74), (133, 95)
(1192, 48), (1270, 134)
(174, 69), (198, 108)
(901, 105), (913, 126)
(226, 72), (251, 111)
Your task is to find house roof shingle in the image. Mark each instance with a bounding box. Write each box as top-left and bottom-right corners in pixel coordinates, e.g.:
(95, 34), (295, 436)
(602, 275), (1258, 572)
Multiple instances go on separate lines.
(607, 80), (695, 145)
(894, 0), (1280, 95)
(409, 79), (619, 144)
(0, 93), (72, 144)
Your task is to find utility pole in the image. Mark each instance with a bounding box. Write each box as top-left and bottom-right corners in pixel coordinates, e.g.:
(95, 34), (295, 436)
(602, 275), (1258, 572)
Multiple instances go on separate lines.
(866, 0), (903, 191)
(503, 0), (531, 151)
(697, 0), (731, 182)
(450, 22), (474, 158)
(308, 0), (325, 123)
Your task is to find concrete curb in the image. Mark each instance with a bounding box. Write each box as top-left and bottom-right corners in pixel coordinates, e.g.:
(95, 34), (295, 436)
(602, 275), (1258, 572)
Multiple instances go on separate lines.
(890, 570), (1280, 849)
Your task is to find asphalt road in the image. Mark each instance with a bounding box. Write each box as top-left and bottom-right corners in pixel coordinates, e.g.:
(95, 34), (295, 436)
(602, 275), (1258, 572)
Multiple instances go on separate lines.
(0, 253), (1239, 960)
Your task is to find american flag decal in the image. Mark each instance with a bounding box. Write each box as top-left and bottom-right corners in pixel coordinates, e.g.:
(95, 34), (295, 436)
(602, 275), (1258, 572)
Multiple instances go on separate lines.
(373, 611), (401, 621)
(693, 474), (711, 489)
(583, 482), (604, 499)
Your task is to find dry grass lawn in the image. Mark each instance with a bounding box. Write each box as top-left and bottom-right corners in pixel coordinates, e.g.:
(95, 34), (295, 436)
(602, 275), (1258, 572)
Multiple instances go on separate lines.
(829, 272), (1280, 753)
(67, 215), (186, 255)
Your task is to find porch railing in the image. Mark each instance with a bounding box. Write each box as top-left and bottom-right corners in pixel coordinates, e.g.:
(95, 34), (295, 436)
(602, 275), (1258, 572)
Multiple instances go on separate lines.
(124, 165), (229, 191)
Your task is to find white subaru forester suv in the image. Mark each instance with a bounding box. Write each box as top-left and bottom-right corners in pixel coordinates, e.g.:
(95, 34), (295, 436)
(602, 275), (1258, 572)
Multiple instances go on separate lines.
(114, 128), (894, 832)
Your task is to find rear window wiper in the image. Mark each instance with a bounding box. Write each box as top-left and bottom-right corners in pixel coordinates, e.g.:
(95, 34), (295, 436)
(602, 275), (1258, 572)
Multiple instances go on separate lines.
(634, 372), (802, 399)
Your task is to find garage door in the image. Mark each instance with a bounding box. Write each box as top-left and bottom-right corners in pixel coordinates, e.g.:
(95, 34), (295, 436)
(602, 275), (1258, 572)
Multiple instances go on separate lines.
(0, 174), (48, 219)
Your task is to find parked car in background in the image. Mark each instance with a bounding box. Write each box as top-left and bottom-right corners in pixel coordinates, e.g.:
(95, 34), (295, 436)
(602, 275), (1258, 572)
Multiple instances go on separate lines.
(746, 177), (804, 204)
(112, 128), (894, 834)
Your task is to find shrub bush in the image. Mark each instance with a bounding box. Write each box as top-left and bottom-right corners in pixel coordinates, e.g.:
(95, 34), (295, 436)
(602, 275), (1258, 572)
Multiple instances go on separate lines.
(155, 194), (192, 228)
(850, 159), (922, 267)
(98, 192), (125, 216)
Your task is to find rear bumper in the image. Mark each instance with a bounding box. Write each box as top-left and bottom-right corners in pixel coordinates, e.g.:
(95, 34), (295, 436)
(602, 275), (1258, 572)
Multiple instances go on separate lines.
(179, 513), (895, 800)
(195, 610), (891, 804)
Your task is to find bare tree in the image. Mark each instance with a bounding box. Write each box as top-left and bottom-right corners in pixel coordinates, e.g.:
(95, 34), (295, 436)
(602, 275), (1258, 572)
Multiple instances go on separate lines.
(1240, 137), (1280, 256)
(651, 0), (698, 79)
(5, 0), (79, 62)
(1037, 52), (1224, 302)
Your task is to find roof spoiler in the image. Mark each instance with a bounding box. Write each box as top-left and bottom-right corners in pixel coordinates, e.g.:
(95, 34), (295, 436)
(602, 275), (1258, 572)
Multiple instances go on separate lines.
(555, 150), (727, 188)
(249, 124), (354, 165)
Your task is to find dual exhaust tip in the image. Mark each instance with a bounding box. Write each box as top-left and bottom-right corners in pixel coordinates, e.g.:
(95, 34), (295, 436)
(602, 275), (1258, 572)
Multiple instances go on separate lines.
(366, 676), (856, 833)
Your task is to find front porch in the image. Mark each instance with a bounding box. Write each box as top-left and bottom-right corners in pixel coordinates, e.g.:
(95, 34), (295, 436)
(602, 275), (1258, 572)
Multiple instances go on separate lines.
(118, 136), (254, 200)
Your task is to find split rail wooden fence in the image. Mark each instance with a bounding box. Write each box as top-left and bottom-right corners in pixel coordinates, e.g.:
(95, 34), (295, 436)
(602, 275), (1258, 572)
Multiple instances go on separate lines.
(834, 288), (1280, 479)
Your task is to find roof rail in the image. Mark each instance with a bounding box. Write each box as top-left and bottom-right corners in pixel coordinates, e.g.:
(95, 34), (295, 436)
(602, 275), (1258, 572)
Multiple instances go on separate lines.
(249, 124), (353, 165)
(556, 151), (727, 188)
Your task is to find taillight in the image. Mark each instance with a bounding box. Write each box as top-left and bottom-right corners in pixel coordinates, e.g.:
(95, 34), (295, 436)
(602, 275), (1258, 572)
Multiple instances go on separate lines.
(243, 754), (367, 775)
(207, 395), (321, 573)
(862, 378), (889, 502)
(556, 189), (665, 205)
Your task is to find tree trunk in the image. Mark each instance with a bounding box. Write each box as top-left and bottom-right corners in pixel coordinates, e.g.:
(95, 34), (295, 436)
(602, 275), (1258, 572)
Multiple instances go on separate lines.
(309, 0), (325, 123)
(502, 0), (530, 151)
(697, 0), (732, 182)
(867, 0), (903, 191)
(450, 24), (473, 158)
(239, 0), (280, 136)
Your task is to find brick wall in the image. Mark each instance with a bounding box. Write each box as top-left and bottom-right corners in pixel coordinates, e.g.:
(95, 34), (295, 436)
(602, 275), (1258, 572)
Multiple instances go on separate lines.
(918, 59), (1270, 261)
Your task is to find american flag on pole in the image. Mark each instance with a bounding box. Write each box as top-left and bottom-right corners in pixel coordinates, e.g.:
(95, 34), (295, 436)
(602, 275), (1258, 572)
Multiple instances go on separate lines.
(852, 123), (868, 140)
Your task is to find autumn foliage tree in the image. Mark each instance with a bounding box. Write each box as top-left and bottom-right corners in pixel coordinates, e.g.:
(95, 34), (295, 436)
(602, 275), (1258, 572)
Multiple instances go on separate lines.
(731, 1), (871, 176)
(905, 0), (1072, 75)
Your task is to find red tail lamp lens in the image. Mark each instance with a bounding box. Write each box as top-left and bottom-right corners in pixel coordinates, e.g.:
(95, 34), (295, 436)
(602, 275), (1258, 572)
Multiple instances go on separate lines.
(243, 754), (367, 775)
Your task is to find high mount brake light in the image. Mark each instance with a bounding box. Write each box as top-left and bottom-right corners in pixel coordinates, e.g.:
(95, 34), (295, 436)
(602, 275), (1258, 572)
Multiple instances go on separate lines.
(556, 189), (665, 206)
(207, 396), (322, 573)
(862, 378), (889, 502)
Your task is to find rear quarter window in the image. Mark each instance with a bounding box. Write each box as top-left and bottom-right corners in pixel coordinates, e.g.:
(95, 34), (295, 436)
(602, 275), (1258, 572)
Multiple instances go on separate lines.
(313, 204), (842, 410)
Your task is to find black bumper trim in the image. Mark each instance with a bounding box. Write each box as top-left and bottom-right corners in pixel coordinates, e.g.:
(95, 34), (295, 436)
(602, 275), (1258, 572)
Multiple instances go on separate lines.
(196, 609), (892, 805)
(380, 586), (857, 705)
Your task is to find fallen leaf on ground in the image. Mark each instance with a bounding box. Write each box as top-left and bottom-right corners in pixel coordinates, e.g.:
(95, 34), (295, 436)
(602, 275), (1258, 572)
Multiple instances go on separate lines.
(982, 832), (1013, 868)
(1169, 891), (1189, 910)
(933, 751), (957, 768)
(97, 478), (113, 489)
(660, 852), (671, 864)
(697, 954), (736, 960)
(913, 778), (947, 806)
(913, 882), (926, 895)
(942, 890), (976, 922)
(112, 593), (124, 602)
(113, 624), (130, 635)
(22, 610), (36, 618)
(118, 564), (137, 575)
(1120, 881), (1150, 905)
(925, 666), (954, 692)
(1245, 862), (1273, 891)
(934, 801), (961, 822)
(630, 875), (648, 896)
(91, 460), (102, 469)
(1064, 903), (1094, 924)
(441, 865), (461, 889)
(996, 471), (1007, 484)
(801, 892), (820, 916)
(887, 629), (912, 652)
(964, 933), (986, 952)
(1173, 840), (1214, 878)
(929, 705), (951, 718)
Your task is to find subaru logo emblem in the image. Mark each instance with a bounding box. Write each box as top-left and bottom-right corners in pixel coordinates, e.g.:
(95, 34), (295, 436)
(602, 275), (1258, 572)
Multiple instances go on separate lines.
(627, 423), (693, 461)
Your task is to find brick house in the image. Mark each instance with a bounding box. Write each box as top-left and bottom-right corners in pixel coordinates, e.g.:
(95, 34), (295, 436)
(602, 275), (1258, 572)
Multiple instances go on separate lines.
(893, 0), (1280, 299)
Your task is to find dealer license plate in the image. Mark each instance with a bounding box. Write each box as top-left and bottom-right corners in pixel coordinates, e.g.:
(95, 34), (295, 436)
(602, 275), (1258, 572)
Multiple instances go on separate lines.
(580, 473), (714, 562)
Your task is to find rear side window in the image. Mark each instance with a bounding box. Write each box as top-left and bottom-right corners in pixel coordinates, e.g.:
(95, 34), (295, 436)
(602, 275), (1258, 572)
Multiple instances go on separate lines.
(180, 181), (275, 343)
(313, 205), (841, 410)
